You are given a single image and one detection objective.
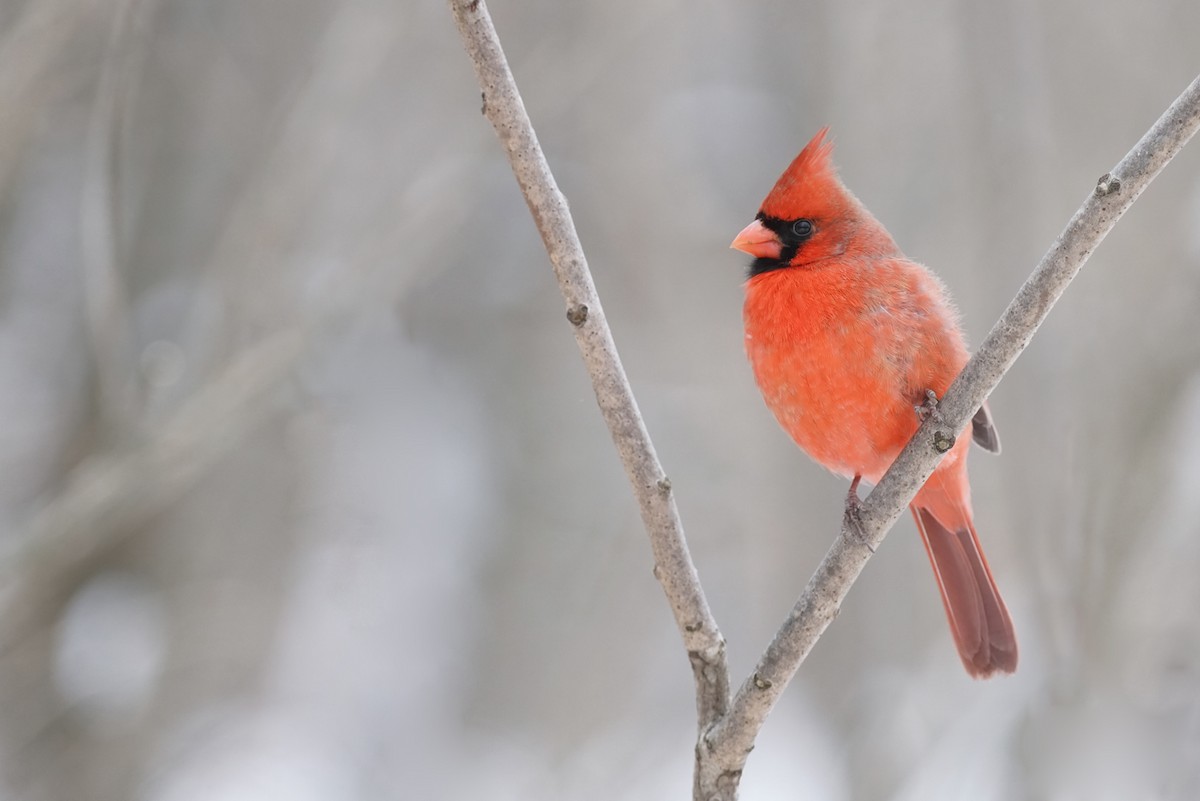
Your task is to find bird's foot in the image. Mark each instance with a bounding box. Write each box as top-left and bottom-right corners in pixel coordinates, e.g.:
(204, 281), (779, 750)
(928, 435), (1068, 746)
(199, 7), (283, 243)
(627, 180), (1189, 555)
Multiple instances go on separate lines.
(914, 388), (945, 425)
(843, 475), (874, 553)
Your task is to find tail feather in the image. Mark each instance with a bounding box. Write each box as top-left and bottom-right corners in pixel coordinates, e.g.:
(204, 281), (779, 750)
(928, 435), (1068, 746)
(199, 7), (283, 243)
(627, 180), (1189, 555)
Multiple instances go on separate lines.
(910, 495), (1017, 678)
(971, 401), (1001, 454)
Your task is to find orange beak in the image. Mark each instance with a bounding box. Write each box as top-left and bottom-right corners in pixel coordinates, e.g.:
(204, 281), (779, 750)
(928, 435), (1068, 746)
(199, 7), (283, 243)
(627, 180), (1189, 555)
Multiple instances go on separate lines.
(730, 219), (782, 260)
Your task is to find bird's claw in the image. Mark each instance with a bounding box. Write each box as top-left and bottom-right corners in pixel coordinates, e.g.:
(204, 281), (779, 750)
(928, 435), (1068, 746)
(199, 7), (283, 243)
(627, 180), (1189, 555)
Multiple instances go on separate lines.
(914, 388), (945, 425)
(843, 475), (874, 552)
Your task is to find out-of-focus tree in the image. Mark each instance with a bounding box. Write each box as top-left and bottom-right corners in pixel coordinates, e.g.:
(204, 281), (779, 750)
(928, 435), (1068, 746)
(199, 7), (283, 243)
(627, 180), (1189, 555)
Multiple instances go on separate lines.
(2, 1), (1200, 800)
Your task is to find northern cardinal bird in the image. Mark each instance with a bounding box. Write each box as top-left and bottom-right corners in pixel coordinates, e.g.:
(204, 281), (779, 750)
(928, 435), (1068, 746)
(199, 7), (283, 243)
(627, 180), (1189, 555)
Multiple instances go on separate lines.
(731, 129), (1017, 677)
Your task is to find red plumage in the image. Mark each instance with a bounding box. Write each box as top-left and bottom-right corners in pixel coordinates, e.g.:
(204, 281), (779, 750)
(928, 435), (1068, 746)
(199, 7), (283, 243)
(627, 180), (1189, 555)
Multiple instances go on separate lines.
(733, 129), (1016, 677)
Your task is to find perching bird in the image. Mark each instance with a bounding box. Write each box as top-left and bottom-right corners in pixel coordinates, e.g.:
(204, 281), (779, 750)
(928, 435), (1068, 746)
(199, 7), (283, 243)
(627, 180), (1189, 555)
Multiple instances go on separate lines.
(731, 128), (1016, 677)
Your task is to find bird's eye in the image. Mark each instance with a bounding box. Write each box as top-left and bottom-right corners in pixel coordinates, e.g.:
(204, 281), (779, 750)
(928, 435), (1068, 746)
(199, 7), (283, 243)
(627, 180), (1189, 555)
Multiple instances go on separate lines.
(791, 219), (814, 238)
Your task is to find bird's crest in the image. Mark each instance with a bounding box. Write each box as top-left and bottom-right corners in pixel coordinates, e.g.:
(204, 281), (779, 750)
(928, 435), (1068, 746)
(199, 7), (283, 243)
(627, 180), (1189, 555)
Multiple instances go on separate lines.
(759, 127), (842, 220)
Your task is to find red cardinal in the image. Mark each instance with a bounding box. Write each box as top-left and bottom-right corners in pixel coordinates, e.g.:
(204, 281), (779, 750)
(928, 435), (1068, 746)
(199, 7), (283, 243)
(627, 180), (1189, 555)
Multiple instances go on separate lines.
(732, 129), (1017, 677)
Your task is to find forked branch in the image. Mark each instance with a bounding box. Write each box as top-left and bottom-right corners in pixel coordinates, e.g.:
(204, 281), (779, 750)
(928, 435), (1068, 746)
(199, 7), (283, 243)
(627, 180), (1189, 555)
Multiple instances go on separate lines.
(447, 3), (1200, 796)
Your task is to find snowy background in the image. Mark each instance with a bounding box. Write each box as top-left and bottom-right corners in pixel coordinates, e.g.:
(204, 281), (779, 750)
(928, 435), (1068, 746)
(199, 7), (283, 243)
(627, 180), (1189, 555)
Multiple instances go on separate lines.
(2, 1), (1200, 799)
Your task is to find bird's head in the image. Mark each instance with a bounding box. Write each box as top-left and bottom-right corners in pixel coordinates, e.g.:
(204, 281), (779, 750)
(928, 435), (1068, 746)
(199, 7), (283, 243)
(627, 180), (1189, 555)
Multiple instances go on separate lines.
(731, 128), (868, 276)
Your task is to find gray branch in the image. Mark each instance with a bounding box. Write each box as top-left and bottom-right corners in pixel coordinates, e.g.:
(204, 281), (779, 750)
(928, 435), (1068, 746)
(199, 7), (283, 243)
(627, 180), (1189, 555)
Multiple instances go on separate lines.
(446, 2), (1200, 796)
(446, 0), (729, 737)
(700, 73), (1200, 794)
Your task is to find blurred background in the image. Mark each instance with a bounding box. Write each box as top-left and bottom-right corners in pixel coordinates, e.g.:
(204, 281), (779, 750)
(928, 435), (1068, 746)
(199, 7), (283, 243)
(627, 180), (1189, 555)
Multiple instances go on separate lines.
(2, 0), (1199, 798)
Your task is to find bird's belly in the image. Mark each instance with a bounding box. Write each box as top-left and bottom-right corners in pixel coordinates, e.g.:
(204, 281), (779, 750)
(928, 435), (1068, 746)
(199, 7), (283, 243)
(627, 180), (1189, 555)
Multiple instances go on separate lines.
(748, 332), (916, 482)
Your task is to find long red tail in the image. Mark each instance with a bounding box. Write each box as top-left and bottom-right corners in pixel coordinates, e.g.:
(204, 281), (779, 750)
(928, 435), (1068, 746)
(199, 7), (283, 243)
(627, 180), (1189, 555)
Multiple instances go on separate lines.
(910, 472), (1017, 678)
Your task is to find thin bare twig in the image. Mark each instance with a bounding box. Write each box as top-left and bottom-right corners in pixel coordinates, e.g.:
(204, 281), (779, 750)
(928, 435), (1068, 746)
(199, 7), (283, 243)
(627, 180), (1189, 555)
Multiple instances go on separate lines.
(446, 0), (729, 736)
(700, 73), (1200, 794)
(80, 0), (149, 431)
(446, 3), (1200, 797)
